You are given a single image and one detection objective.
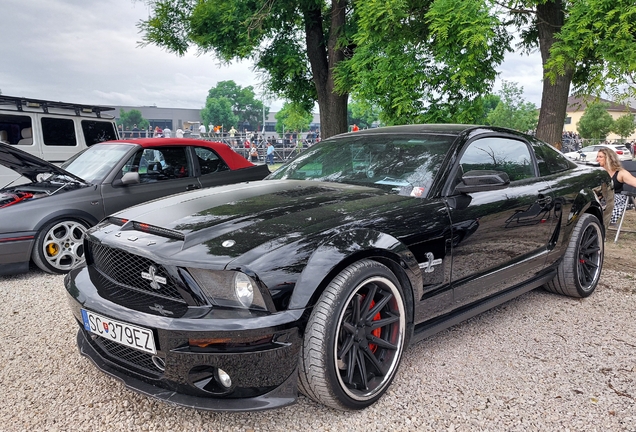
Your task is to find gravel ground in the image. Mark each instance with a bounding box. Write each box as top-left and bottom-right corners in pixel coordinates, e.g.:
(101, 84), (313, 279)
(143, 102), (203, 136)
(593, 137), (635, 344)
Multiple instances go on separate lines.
(0, 269), (635, 432)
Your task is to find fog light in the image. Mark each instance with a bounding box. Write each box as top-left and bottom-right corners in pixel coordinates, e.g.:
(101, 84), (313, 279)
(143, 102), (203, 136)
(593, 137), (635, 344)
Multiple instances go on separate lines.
(217, 368), (232, 388)
(151, 355), (166, 371)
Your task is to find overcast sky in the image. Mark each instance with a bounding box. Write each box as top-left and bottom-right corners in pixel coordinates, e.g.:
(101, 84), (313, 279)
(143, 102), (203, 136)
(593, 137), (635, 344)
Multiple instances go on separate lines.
(1, 0), (544, 111)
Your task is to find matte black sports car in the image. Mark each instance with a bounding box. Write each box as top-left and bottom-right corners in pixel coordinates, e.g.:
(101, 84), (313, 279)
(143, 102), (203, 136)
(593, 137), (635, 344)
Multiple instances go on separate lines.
(0, 139), (269, 275)
(65, 125), (612, 412)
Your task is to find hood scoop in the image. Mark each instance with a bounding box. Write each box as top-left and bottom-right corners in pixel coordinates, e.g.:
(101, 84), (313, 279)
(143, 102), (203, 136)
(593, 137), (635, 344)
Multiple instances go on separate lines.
(108, 217), (185, 241)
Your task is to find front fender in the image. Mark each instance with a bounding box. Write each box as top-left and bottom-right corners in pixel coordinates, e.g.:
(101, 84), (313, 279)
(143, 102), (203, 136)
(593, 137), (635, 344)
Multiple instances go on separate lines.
(33, 208), (100, 232)
(286, 229), (421, 311)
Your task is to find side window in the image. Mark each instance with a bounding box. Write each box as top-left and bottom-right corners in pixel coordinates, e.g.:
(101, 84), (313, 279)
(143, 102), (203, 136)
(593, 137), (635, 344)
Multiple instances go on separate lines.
(194, 147), (228, 175)
(81, 120), (118, 145)
(459, 137), (535, 182)
(531, 138), (575, 175)
(42, 117), (77, 146)
(121, 147), (190, 183)
(0, 114), (32, 145)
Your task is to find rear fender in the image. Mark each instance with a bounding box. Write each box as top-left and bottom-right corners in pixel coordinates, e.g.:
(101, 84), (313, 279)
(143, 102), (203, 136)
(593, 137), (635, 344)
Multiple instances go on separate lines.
(549, 187), (607, 263)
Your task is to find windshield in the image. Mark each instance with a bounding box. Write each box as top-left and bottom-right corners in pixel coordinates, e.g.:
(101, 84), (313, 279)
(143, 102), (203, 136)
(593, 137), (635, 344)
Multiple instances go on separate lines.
(268, 134), (455, 196)
(61, 144), (133, 183)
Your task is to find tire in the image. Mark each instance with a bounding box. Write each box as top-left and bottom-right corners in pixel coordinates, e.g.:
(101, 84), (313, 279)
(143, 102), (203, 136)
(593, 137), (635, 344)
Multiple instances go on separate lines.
(298, 259), (407, 410)
(31, 219), (89, 274)
(545, 213), (604, 298)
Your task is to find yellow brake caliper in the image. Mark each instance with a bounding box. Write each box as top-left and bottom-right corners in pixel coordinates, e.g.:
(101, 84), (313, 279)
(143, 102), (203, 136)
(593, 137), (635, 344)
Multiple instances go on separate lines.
(46, 243), (60, 257)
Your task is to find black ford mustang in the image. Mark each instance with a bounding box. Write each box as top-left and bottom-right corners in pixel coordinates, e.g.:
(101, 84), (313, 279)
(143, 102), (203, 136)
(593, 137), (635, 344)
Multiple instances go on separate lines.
(65, 125), (612, 412)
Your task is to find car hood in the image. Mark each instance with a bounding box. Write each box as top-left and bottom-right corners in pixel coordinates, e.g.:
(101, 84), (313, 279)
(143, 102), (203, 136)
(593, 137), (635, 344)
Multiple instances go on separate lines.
(0, 142), (85, 184)
(108, 179), (409, 259)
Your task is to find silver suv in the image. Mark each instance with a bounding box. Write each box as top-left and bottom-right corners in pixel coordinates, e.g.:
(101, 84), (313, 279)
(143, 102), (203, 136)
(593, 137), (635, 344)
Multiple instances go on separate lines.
(0, 95), (119, 186)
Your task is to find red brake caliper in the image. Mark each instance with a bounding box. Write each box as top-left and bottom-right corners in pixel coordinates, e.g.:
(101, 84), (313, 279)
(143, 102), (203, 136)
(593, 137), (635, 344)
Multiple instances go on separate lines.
(368, 299), (382, 353)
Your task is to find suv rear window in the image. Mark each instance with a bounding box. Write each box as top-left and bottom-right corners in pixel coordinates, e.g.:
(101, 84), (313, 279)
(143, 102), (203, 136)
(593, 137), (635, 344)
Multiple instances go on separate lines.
(82, 120), (119, 145)
(42, 117), (77, 146)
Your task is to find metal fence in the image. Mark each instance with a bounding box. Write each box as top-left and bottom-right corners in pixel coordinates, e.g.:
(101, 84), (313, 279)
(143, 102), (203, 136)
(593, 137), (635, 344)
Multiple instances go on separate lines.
(119, 131), (311, 163)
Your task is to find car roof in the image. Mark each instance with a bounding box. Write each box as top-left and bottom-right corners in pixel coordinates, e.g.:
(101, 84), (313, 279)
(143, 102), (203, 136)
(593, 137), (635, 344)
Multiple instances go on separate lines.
(336, 124), (478, 137)
(584, 144), (627, 152)
(99, 138), (255, 170)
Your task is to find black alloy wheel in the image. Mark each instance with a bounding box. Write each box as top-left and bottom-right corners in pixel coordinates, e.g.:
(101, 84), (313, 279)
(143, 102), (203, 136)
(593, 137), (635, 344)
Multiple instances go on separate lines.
(545, 213), (604, 298)
(299, 259), (407, 410)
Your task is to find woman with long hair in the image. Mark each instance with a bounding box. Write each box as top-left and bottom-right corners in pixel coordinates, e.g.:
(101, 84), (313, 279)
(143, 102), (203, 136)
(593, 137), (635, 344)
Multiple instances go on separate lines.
(596, 147), (636, 225)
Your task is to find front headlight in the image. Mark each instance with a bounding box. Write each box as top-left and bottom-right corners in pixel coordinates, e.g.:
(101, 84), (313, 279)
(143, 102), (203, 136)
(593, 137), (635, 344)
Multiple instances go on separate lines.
(234, 272), (254, 308)
(187, 268), (268, 311)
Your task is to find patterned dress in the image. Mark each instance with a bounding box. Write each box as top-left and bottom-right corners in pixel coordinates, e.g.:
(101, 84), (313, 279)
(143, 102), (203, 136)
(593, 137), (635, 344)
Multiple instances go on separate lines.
(611, 170), (627, 224)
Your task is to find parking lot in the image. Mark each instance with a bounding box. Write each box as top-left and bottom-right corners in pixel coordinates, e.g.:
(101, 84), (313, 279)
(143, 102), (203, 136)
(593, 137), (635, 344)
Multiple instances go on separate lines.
(1, 268), (634, 431)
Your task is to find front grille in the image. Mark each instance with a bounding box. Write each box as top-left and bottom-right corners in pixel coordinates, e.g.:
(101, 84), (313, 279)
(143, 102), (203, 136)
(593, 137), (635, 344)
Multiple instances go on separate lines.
(93, 271), (189, 318)
(88, 241), (184, 302)
(84, 328), (163, 377)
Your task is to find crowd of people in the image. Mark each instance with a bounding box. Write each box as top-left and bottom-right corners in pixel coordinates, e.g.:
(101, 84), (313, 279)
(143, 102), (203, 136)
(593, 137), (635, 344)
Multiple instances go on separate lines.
(561, 131), (583, 152)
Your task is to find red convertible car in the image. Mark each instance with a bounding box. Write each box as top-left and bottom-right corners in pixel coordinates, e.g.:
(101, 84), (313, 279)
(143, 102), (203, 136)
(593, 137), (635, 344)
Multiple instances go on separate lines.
(0, 138), (269, 275)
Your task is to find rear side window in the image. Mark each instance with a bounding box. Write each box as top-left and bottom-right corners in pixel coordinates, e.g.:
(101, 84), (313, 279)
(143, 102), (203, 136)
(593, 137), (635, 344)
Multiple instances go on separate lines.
(194, 147), (228, 175)
(530, 138), (576, 175)
(42, 117), (77, 146)
(82, 120), (119, 145)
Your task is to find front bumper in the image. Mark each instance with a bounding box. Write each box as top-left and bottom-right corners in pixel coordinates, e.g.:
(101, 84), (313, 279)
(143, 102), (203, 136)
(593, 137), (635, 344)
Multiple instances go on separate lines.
(66, 266), (306, 412)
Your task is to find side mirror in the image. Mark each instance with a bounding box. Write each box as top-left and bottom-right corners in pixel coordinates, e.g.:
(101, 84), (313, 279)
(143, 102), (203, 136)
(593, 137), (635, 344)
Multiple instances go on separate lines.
(112, 171), (140, 187)
(454, 170), (510, 194)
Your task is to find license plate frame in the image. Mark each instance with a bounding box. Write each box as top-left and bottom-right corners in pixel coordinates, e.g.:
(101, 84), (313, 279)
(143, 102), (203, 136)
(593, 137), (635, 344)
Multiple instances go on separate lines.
(81, 309), (157, 355)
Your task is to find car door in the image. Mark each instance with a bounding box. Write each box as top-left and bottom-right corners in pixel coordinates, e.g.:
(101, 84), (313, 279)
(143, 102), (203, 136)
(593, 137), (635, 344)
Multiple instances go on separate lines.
(446, 136), (555, 308)
(101, 146), (201, 216)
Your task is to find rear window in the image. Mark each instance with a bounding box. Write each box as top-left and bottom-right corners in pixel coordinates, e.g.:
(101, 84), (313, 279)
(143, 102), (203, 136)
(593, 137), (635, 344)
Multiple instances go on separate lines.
(81, 120), (119, 145)
(42, 117), (77, 146)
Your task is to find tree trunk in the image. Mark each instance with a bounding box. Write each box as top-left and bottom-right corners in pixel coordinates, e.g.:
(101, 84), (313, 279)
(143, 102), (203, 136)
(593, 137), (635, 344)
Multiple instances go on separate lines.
(304, 0), (349, 140)
(535, 1), (573, 149)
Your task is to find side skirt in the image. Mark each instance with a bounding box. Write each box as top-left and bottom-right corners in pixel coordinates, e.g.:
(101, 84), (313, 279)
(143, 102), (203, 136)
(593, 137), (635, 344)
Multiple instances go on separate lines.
(411, 269), (557, 344)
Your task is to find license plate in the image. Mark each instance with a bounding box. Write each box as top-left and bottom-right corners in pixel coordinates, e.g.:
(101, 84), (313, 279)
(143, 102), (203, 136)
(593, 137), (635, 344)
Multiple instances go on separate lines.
(81, 309), (157, 355)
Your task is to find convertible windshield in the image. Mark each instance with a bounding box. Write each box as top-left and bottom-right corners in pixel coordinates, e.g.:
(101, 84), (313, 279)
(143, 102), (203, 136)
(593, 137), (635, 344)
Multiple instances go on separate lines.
(268, 134), (454, 196)
(61, 144), (133, 183)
